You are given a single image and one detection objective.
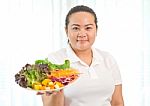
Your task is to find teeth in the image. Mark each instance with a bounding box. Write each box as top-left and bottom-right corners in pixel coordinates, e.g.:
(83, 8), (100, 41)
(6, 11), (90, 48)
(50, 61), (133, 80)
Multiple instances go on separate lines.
(78, 40), (87, 41)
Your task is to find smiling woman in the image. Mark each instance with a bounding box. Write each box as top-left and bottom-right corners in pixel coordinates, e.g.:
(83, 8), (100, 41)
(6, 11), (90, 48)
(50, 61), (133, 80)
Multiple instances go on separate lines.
(41, 5), (124, 106)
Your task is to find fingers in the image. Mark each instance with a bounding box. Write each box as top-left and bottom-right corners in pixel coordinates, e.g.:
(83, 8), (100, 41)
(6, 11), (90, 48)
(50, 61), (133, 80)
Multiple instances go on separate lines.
(36, 92), (45, 95)
(36, 89), (63, 96)
(36, 91), (52, 96)
(45, 91), (53, 96)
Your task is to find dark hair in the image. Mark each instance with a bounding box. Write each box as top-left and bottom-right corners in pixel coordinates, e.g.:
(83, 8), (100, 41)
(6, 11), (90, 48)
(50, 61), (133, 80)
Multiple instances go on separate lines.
(65, 5), (98, 29)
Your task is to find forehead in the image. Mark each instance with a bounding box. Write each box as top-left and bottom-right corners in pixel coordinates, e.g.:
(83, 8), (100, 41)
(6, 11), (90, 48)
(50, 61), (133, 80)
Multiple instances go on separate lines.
(68, 12), (95, 26)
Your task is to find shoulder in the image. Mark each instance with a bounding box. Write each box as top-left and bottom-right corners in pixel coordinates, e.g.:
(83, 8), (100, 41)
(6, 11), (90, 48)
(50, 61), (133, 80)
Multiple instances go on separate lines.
(94, 48), (114, 60)
(93, 48), (117, 67)
(94, 48), (111, 57)
(48, 48), (68, 63)
(94, 48), (122, 84)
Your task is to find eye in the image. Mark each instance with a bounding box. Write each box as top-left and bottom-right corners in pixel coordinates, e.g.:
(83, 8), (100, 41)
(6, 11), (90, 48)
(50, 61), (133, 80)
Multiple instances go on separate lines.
(86, 27), (92, 30)
(72, 27), (79, 31)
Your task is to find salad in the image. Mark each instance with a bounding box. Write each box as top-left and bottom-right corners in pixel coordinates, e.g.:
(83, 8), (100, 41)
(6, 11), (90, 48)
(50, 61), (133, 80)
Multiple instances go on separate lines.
(15, 58), (80, 91)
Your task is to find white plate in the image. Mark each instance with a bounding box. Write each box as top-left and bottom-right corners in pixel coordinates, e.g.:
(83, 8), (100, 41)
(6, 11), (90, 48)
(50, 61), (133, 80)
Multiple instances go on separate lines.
(24, 76), (80, 94)
(27, 86), (65, 95)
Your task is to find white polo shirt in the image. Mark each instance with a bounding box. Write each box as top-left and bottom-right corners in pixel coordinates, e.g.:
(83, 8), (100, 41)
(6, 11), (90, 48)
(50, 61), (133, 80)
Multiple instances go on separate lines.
(48, 45), (122, 106)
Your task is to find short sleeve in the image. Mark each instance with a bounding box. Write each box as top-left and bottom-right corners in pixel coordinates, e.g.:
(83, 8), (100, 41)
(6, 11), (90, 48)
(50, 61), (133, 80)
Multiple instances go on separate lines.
(106, 54), (122, 85)
(111, 61), (122, 85)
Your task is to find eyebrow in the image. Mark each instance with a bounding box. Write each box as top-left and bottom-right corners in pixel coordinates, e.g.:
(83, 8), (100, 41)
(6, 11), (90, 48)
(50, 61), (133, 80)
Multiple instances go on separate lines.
(71, 24), (94, 27)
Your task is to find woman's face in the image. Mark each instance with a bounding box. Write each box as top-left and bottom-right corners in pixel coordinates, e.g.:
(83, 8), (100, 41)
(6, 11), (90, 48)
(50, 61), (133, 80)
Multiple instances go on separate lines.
(66, 12), (97, 51)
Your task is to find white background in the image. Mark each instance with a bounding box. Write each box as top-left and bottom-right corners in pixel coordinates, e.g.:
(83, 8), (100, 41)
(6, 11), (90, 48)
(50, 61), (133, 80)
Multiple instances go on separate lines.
(0, 0), (149, 106)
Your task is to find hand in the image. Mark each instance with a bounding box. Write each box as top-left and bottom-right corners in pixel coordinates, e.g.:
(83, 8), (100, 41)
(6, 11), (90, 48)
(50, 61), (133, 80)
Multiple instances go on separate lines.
(36, 91), (53, 96)
(40, 90), (64, 106)
(36, 88), (63, 95)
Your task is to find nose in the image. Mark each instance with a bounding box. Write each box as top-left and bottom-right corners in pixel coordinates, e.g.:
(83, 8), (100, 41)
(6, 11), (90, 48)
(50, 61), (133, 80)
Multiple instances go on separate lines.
(78, 29), (87, 37)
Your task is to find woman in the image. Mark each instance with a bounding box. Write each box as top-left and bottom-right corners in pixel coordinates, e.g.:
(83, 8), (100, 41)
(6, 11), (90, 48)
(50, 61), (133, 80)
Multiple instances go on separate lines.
(42, 5), (124, 106)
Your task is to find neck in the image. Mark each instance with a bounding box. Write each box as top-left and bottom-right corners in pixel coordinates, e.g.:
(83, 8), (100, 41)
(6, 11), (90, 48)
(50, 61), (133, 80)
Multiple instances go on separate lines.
(72, 47), (93, 66)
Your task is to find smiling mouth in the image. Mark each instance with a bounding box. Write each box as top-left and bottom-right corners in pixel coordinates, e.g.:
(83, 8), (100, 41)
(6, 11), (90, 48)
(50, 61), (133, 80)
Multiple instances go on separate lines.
(77, 39), (88, 41)
(77, 40), (88, 42)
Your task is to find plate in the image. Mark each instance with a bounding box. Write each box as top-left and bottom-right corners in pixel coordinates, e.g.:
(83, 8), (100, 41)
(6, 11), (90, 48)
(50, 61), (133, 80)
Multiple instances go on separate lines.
(27, 86), (65, 94)
(16, 69), (80, 93)
(25, 75), (79, 94)
(14, 59), (80, 94)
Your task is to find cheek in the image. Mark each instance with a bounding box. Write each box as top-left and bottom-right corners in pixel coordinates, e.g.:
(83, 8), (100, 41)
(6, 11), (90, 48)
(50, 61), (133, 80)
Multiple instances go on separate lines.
(68, 36), (75, 44)
(68, 32), (77, 40)
(89, 32), (96, 39)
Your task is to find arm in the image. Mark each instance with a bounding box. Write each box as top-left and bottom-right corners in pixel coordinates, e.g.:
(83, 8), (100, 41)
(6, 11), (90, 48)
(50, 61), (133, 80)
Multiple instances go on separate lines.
(41, 90), (64, 106)
(111, 85), (124, 106)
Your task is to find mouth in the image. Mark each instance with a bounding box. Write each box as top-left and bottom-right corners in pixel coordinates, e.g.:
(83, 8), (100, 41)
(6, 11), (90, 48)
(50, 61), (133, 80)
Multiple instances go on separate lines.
(77, 38), (88, 41)
(77, 40), (88, 42)
(77, 39), (87, 41)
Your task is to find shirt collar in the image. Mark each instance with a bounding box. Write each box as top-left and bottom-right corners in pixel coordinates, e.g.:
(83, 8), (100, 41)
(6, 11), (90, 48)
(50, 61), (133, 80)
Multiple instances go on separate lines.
(91, 47), (103, 65)
(66, 45), (80, 63)
(66, 45), (103, 65)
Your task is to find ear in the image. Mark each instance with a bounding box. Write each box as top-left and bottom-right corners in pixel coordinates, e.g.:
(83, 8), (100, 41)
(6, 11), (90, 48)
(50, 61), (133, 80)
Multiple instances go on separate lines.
(65, 27), (70, 44)
(65, 27), (68, 34)
(65, 27), (68, 36)
(96, 27), (98, 36)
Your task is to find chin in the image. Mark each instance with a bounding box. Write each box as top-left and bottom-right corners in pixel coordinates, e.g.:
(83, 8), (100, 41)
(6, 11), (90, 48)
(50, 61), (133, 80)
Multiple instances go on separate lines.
(77, 45), (91, 51)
